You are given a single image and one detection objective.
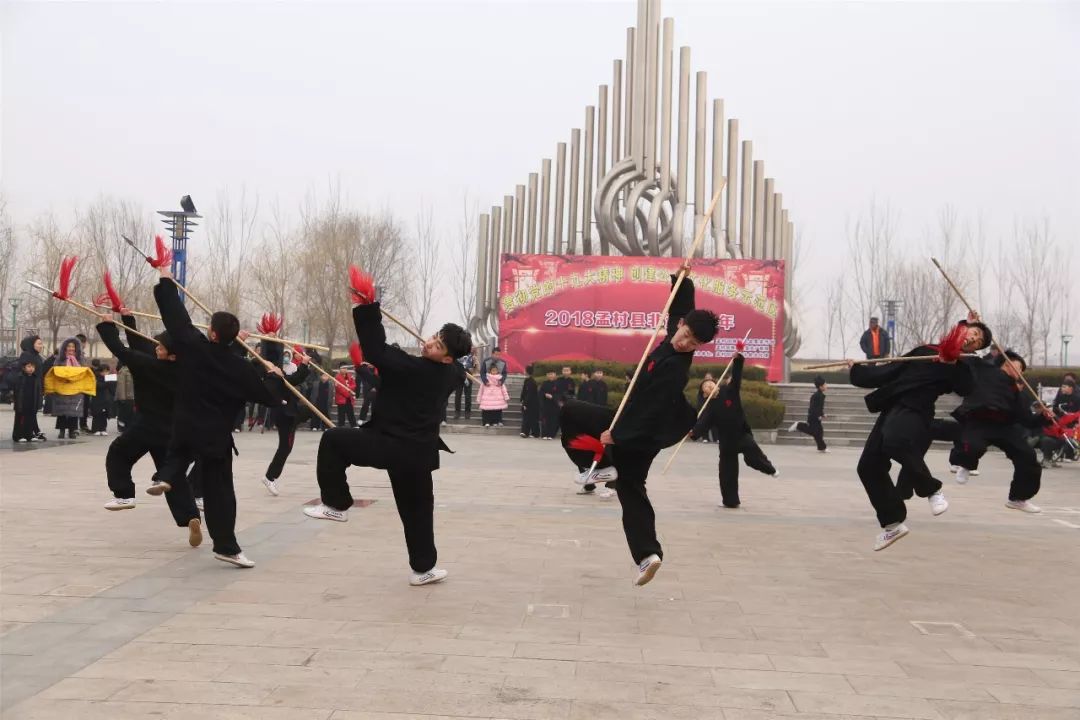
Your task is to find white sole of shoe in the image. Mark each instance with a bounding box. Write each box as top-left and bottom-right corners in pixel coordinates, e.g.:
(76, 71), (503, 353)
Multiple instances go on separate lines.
(104, 502), (135, 511)
(410, 571), (448, 586)
(188, 519), (203, 547)
(1005, 501), (1041, 514)
(262, 479), (279, 497)
(874, 526), (909, 551)
(214, 553), (254, 568)
(302, 507), (347, 522)
(145, 483), (170, 497)
(634, 559), (662, 587)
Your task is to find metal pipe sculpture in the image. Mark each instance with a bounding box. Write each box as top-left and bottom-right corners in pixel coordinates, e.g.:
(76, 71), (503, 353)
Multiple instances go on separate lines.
(470, 0), (802, 366)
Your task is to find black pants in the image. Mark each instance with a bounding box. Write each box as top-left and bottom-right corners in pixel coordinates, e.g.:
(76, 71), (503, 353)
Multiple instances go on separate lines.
(718, 433), (776, 507)
(560, 400), (615, 490)
(81, 395), (91, 431)
(540, 402), (560, 438)
(91, 408), (109, 433)
(56, 416), (79, 432)
(106, 420), (169, 499)
(481, 409), (503, 425)
(857, 407), (941, 528)
(521, 405), (540, 438)
(336, 403), (356, 428)
(12, 412), (39, 441)
(316, 427), (437, 573)
(116, 400), (135, 429)
(160, 446), (238, 554)
(795, 419), (826, 451)
(359, 392), (375, 421)
(950, 420), (1041, 501)
(266, 413), (297, 480)
(453, 384), (472, 418)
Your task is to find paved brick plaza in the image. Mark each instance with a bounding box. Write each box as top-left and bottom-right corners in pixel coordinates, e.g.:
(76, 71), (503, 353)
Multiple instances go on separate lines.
(2, 425), (1079, 719)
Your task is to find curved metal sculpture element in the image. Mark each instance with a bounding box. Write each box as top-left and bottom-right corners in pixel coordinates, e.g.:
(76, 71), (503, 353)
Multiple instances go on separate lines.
(471, 0), (802, 368)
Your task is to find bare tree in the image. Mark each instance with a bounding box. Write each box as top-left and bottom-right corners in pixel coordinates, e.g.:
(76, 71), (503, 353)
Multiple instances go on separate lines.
(0, 195), (16, 336)
(929, 205), (968, 333)
(199, 187), (260, 317)
(249, 200), (296, 329)
(403, 201), (440, 336)
(450, 193), (479, 326)
(1010, 218), (1056, 363)
(24, 212), (88, 350)
(76, 197), (156, 316)
(822, 273), (843, 359)
(846, 198), (899, 330)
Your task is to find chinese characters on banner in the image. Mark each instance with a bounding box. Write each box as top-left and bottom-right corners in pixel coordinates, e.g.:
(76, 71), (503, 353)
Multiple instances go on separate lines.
(497, 255), (785, 381)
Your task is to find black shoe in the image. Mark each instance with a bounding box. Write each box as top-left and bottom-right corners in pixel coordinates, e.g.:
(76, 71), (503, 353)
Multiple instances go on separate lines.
(58, 429), (66, 439)
(68, 431), (79, 439)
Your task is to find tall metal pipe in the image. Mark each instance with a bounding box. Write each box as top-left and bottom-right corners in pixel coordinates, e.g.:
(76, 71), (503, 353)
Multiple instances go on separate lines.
(539, 158), (551, 254)
(513, 184), (526, 253)
(568, 128), (581, 254)
(726, 118), (739, 257)
(502, 194), (514, 262)
(763, 179), (775, 259)
(625, 27), (635, 157)
(488, 206), (502, 310)
(597, 86), (608, 179)
(672, 46), (690, 257)
(612, 60), (622, 164)
(772, 193), (783, 261)
(693, 71), (706, 258)
(582, 107), (595, 255)
(660, 18), (673, 194)
(740, 140), (753, 257)
(710, 98), (724, 258)
(526, 173), (538, 254)
(752, 160), (764, 257)
(643, 0), (659, 174)
(475, 213), (489, 320)
(554, 142), (566, 253)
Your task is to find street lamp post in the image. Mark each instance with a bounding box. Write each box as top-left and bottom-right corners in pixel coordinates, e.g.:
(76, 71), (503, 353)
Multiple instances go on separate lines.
(9, 297), (19, 355)
(1064, 334), (1073, 368)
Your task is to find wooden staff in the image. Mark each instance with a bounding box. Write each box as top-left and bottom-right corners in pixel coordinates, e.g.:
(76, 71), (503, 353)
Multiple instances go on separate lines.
(662, 328), (752, 474)
(27, 281), (161, 346)
(95, 306), (330, 352)
(291, 346), (355, 396)
(583, 185), (725, 478)
(803, 354), (978, 371)
(153, 271), (336, 428)
(348, 286), (481, 385)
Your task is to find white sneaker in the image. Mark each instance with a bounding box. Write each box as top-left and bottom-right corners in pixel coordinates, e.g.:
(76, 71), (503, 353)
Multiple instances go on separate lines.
(146, 480), (171, 496)
(1005, 499), (1042, 514)
(970, 469), (980, 476)
(302, 504), (348, 522)
(771, 470), (780, 478)
(16, 438), (28, 443)
(596, 488), (616, 499)
(410, 568), (448, 586)
(575, 468), (597, 485)
(818, 448), (829, 453)
(576, 486), (595, 495)
(949, 465), (959, 473)
(874, 523), (909, 551)
(634, 554), (662, 587)
(594, 466), (617, 483)
(787, 421), (799, 432)
(955, 467), (970, 485)
(928, 492), (949, 516)
(214, 552), (255, 568)
(187, 518), (203, 547)
(261, 477), (279, 496)
(195, 497), (204, 511)
(104, 497), (135, 511)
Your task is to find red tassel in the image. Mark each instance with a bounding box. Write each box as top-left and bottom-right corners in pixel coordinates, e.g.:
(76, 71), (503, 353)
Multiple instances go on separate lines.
(735, 339), (746, 352)
(935, 323), (967, 363)
(349, 265), (375, 305)
(256, 313), (283, 335)
(53, 256), (77, 300)
(148, 235), (173, 268)
(349, 341), (364, 367)
(102, 271), (124, 312)
(291, 344), (307, 364)
(568, 434), (605, 462)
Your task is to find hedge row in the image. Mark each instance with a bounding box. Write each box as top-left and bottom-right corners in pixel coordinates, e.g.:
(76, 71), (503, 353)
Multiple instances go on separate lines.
(599, 389), (783, 429)
(791, 366), (1080, 387)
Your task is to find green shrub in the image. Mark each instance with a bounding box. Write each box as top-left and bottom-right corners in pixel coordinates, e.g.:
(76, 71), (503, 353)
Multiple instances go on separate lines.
(532, 358), (766, 383)
(1024, 367), (1080, 387)
(790, 370), (849, 385)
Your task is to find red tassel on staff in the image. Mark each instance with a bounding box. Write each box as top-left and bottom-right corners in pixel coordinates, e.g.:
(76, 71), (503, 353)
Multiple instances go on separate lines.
(101, 271), (124, 312)
(932, 323), (967, 363)
(349, 341), (364, 367)
(349, 266), (375, 304)
(53, 256), (78, 300)
(148, 235), (173, 268)
(256, 313), (283, 335)
(568, 434), (605, 463)
(291, 344), (307, 365)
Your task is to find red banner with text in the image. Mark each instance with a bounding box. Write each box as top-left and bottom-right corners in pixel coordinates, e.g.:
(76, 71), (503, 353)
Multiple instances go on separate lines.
(497, 255), (785, 381)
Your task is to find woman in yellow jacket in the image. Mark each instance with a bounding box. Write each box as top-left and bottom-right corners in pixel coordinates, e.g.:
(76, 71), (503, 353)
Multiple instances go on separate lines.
(44, 337), (95, 439)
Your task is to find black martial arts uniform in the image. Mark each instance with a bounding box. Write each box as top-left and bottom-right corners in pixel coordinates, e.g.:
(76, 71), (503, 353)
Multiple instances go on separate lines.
(97, 317), (202, 527)
(561, 275), (699, 564)
(693, 354), (776, 507)
(851, 345), (974, 528)
(261, 341), (311, 482)
(11, 369), (42, 442)
(795, 387), (827, 451)
(539, 379), (560, 438)
(520, 375), (541, 438)
(944, 356), (1048, 502)
(315, 301), (464, 573)
(152, 279), (283, 557)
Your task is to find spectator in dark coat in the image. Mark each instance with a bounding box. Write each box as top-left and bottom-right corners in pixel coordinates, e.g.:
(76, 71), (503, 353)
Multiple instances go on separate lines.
(859, 317), (891, 360)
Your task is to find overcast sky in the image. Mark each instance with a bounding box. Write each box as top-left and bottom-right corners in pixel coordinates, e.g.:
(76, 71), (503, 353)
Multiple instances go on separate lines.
(3, 0), (1078, 356)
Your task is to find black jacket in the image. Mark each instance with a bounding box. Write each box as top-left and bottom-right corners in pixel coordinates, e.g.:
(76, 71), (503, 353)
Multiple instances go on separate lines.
(579, 378), (608, 406)
(97, 316), (178, 432)
(12, 371), (42, 415)
(520, 376), (539, 407)
(356, 364), (380, 398)
(554, 376), (576, 402)
(352, 302), (462, 467)
(539, 380), (559, 408)
(1052, 390), (1080, 417)
(17, 337), (44, 378)
(694, 354), (749, 440)
(851, 345), (974, 416)
(612, 275), (698, 450)
(154, 278), (282, 455)
(859, 327), (891, 359)
(808, 389), (825, 422)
